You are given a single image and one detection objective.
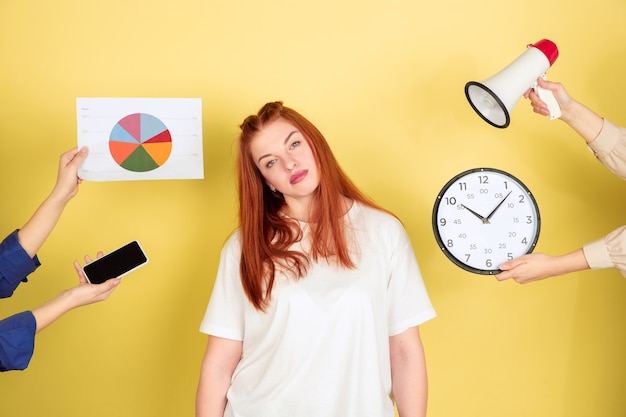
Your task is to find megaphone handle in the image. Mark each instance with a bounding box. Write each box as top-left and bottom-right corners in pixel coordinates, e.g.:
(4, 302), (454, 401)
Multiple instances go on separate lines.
(534, 75), (562, 120)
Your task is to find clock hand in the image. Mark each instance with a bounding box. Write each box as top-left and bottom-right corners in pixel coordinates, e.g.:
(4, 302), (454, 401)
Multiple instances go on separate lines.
(461, 204), (488, 223)
(485, 191), (512, 223)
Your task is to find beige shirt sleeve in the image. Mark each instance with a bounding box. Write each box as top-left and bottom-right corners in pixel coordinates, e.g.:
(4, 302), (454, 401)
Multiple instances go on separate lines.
(582, 119), (626, 277)
(587, 119), (626, 180)
(583, 226), (626, 278)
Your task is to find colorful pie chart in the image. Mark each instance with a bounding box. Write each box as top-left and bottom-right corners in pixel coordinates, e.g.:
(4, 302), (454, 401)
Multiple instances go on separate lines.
(109, 113), (172, 172)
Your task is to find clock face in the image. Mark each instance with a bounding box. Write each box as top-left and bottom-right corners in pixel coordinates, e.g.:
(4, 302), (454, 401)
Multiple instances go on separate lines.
(432, 168), (540, 275)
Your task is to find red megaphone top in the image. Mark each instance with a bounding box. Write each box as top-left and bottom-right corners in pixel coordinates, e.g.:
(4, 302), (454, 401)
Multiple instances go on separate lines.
(529, 39), (559, 66)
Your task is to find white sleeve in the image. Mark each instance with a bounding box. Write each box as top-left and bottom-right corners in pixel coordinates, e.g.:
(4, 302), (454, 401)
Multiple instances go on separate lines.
(199, 232), (246, 340)
(386, 225), (436, 336)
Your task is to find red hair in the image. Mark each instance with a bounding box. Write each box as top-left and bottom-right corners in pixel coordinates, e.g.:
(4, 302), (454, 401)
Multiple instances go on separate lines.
(237, 102), (390, 311)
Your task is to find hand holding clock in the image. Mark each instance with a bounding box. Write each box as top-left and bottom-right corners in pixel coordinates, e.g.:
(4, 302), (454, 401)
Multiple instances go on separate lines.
(496, 249), (590, 283)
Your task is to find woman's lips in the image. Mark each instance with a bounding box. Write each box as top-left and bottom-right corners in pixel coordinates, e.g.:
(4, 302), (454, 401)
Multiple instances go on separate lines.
(290, 169), (308, 185)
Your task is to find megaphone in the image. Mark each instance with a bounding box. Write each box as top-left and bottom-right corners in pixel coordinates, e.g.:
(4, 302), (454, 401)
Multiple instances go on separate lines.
(465, 39), (560, 128)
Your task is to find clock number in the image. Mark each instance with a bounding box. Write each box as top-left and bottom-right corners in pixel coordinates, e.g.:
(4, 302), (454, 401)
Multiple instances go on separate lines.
(458, 182), (467, 191)
(479, 175), (489, 184)
(486, 259), (492, 268)
(445, 197), (456, 205)
(507, 252), (513, 260)
(439, 218), (447, 227)
(518, 194), (526, 203)
(446, 239), (454, 248)
(526, 215), (533, 224)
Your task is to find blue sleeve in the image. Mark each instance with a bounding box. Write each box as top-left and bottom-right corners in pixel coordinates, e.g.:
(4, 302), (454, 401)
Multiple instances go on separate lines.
(0, 230), (41, 299)
(0, 311), (36, 371)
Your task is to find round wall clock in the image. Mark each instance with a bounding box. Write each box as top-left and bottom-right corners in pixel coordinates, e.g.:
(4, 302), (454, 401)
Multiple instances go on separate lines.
(432, 168), (540, 275)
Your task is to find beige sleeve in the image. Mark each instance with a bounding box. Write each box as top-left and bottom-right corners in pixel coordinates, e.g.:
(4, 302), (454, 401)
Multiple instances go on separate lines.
(587, 119), (626, 180)
(582, 225), (626, 278)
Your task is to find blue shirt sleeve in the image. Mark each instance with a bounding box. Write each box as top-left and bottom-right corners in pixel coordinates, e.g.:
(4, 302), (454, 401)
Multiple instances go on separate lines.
(0, 230), (41, 298)
(0, 311), (36, 371)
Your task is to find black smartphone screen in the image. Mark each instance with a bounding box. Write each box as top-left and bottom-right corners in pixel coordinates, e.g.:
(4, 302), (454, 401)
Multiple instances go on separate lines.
(83, 241), (148, 284)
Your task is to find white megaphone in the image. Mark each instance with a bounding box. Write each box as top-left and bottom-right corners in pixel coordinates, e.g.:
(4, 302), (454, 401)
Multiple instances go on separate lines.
(465, 39), (560, 128)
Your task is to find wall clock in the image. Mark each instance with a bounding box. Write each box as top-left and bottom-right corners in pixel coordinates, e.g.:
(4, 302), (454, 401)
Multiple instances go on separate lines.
(432, 168), (540, 275)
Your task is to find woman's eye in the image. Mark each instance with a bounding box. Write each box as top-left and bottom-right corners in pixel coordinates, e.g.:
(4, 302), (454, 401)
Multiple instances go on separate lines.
(265, 159), (276, 168)
(289, 140), (300, 149)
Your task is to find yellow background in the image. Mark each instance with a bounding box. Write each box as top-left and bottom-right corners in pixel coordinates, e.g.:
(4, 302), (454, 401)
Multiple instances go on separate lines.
(1, 1), (625, 416)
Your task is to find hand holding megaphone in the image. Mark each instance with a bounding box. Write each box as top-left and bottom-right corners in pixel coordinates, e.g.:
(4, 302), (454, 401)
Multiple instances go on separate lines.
(465, 39), (560, 128)
(525, 76), (574, 120)
(533, 76), (562, 120)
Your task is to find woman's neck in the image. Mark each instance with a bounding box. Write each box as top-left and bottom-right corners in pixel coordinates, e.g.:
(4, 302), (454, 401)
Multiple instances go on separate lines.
(282, 195), (352, 222)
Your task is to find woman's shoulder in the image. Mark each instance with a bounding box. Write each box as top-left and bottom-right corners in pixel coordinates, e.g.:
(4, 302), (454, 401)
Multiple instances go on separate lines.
(352, 202), (404, 229)
(220, 228), (242, 254)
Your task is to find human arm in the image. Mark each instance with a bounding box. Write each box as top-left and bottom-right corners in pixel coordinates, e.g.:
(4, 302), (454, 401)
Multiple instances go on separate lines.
(31, 253), (120, 333)
(389, 326), (428, 417)
(196, 335), (242, 417)
(17, 147), (88, 258)
(0, 252), (118, 371)
(495, 249), (590, 283)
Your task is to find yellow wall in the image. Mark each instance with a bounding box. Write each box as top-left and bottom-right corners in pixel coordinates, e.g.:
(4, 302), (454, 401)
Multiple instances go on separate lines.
(1, 1), (625, 416)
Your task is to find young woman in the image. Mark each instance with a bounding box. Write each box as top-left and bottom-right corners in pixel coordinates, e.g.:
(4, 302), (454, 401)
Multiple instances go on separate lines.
(196, 102), (435, 417)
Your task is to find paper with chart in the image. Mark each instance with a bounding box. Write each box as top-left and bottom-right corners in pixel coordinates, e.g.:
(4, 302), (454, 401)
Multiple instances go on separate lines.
(77, 98), (204, 181)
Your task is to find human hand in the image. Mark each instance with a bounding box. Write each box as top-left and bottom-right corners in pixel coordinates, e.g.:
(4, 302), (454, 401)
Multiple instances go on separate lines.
(524, 77), (575, 119)
(60, 276), (121, 309)
(74, 251), (104, 285)
(64, 252), (120, 309)
(51, 147), (89, 203)
(496, 248), (589, 283)
(495, 253), (557, 284)
(32, 252), (120, 333)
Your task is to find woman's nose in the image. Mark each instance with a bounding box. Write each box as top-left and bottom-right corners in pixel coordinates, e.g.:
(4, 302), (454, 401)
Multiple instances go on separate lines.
(286, 159), (297, 172)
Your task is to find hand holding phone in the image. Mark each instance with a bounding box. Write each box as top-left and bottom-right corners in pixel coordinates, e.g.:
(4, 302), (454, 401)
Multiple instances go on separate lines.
(82, 241), (148, 284)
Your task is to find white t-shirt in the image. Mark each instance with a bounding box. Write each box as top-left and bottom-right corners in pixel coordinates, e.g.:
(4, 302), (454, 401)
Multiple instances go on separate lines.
(200, 202), (436, 417)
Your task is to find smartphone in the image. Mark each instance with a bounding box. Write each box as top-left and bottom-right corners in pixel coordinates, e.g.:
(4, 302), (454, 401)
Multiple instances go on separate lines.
(82, 241), (148, 284)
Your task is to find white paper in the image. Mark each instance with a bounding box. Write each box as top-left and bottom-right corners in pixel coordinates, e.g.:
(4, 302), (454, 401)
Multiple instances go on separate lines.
(76, 98), (204, 181)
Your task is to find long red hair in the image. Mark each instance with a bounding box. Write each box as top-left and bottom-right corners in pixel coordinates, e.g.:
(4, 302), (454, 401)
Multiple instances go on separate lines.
(237, 102), (389, 311)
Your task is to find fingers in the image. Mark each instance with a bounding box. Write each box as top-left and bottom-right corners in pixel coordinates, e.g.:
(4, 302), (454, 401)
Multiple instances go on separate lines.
(96, 278), (121, 292)
(494, 270), (512, 281)
(91, 278), (121, 302)
(74, 259), (88, 284)
(66, 146), (89, 169)
(75, 251), (105, 284)
(495, 257), (526, 282)
(60, 146), (88, 165)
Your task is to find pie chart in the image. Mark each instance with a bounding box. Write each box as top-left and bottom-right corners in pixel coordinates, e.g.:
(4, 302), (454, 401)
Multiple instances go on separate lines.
(109, 113), (172, 172)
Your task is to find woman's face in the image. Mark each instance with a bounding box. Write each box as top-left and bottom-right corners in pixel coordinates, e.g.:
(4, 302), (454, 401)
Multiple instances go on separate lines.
(249, 118), (320, 207)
